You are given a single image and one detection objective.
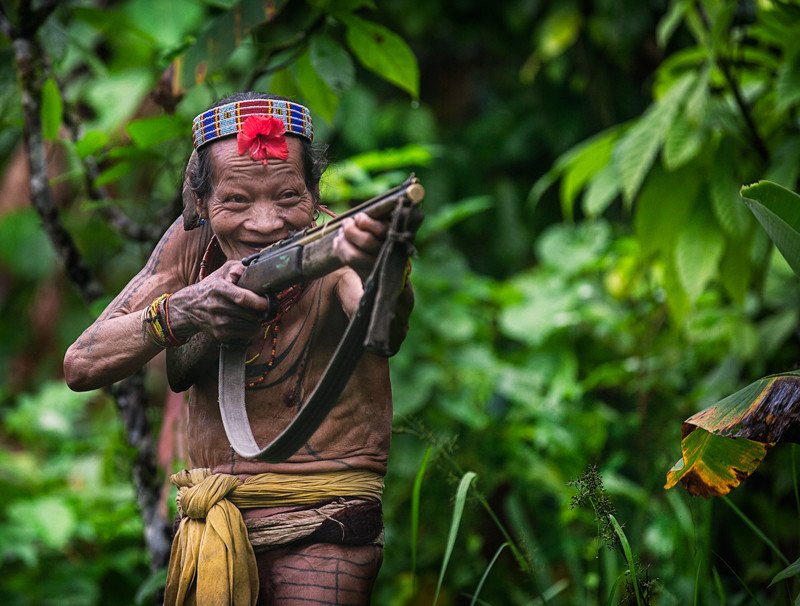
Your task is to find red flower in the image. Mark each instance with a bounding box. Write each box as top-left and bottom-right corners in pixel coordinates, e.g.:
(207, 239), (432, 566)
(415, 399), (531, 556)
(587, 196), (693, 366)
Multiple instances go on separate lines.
(237, 115), (289, 165)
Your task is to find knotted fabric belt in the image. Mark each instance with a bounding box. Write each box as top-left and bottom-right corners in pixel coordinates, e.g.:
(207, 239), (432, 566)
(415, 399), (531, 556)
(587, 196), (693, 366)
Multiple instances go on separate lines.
(163, 468), (384, 606)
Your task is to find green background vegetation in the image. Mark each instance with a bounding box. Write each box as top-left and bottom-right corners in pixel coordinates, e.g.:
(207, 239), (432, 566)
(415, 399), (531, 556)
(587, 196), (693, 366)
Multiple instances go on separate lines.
(2, 0), (800, 603)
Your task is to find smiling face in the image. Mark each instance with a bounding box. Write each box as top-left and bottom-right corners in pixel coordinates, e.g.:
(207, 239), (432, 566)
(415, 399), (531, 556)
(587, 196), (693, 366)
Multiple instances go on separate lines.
(196, 136), (315, 260)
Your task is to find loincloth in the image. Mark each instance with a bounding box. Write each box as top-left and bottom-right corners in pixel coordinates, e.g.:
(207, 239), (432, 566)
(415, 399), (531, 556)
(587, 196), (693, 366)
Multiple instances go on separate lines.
(164, 468), (384, 605)
(244, 498), (384, 552)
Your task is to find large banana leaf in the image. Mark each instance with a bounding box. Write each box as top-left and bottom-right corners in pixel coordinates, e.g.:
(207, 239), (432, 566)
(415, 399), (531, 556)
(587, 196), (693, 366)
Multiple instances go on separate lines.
(740, 180), (800, 275)
(667, 180), (800, 497)
(665, 372), (800, 496)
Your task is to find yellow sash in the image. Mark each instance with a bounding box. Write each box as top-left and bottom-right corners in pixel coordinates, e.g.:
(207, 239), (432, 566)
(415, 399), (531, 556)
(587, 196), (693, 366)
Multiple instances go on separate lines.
(163, 468), (383, 606)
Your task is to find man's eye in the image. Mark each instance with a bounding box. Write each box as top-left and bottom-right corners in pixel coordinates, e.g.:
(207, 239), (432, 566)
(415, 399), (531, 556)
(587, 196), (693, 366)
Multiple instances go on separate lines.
(280, 190), (299, 200)
(225, 194), (248, 203)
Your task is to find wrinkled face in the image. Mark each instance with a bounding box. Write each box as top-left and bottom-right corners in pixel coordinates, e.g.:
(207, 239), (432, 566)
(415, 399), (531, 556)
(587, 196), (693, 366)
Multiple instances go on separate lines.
(196, 136), (314, 260)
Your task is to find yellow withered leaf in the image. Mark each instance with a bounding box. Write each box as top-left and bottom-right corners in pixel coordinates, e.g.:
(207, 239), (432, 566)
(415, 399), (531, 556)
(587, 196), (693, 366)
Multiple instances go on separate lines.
(665, 428), (771, 497)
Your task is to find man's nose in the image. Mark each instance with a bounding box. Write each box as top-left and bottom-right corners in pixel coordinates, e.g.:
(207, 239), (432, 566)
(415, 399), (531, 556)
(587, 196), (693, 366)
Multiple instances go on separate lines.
(245, 201), (283, 233)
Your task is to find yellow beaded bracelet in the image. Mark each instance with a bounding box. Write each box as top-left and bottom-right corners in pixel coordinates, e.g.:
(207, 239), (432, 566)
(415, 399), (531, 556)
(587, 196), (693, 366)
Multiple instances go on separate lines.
(142, 293), (187, 348)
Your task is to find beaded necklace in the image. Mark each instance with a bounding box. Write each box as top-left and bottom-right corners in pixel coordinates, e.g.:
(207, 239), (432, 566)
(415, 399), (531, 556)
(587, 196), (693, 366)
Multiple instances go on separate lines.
(244, 282), (305, 389)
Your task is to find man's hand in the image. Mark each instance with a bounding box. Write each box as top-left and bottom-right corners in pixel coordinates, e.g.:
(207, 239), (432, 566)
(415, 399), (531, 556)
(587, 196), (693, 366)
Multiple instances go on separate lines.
(168, 260), (271, 343)
(332, 213), (389, 281)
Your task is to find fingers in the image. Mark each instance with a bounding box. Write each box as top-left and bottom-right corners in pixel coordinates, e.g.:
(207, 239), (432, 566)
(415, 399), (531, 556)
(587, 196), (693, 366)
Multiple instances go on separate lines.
(333, 214), (389, 276)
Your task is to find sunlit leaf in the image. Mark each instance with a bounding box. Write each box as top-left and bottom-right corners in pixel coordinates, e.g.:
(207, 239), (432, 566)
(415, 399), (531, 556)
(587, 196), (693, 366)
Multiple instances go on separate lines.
(126, 115), (185, 148)
(582, 163), (620, 218)
(614, 73), (695, 203)
(657, 0), (690, 48)
(666, 371), (800, 496)
(664, 428), (769, 497)
(40, 77), (63, 141)
(344, 16), (419, 98)
(417, 196), (492, 242)
(551, 127), (618, 221)
(8, 497), (77, 550)
(740, 180), (800, 276)
(537, 6), (581, 60)
(75, 130), (110, 159)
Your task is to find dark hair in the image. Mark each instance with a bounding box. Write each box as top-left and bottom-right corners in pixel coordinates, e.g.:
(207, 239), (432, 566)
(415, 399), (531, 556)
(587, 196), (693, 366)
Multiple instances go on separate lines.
(187, 92), (328, 207)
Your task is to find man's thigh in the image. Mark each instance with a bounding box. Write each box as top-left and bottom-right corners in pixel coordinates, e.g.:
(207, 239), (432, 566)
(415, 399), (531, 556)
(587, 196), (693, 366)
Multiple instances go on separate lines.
(256, 542), (383, 605)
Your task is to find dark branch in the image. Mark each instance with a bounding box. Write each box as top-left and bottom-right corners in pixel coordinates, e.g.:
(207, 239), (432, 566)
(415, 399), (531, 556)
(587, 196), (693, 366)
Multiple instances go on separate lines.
(13, 36), (105, 303)
(694, 2), (770, 163)
(9, 7), (172, 576)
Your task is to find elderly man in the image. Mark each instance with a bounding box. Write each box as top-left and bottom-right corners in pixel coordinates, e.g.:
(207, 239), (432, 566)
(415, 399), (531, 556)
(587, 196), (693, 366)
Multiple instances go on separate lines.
(64, 92), (414, 605)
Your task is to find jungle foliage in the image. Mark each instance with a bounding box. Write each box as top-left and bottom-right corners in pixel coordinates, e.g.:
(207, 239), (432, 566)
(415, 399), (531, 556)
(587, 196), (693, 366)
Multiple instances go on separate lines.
(2, 0), (800, 604)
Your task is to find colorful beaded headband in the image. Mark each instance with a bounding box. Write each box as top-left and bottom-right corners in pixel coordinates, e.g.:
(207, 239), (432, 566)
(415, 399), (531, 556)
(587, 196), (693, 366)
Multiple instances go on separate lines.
(191, 99), (314, 149)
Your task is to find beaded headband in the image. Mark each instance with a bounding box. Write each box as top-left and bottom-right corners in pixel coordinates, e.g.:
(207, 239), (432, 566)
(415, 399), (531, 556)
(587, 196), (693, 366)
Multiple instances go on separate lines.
(191, 99), (314, 149)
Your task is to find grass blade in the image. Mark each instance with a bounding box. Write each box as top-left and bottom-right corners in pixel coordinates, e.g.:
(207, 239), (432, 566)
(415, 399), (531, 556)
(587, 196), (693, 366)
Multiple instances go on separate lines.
(721, 496), (790, 566)
(411, 445), (433, 588)
(608, 514), (643, 606)
(469, 542), (508, 606)
(434, 471), (477, 606)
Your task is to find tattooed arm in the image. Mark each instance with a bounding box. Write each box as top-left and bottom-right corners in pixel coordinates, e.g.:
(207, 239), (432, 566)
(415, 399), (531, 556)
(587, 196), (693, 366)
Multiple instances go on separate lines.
(63, 218), (270, 391)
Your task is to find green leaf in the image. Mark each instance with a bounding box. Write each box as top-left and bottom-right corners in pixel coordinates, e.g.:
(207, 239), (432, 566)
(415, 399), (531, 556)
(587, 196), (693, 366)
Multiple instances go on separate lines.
(674, 206), (724, 304)
(126, 115), (185, 148)
(740, 180), (800, 276)
(8, 497), (77, 550)
(560, 130), (617, 220)
(657, 0), (690, 48)
(344, 16), (419, 98)
(582, 163), (620, 218)
(634, 165), (700, 257)
(469, 542), (508, 606)
(614, 73), (695, 203)
(771, 555), (800, 586)
(135, 568), (168, 605)
(434, 471), (477, 606)
(664, 428), (769, 496)
(410, 446), (433, 586)
(309, 35), (355, 94)
(417, 195), (492, 242)
(609, 514), (643, 606)
(293, 52), (339, 123)
(684, 371), (800, 442)
(662, 112), (704, 171)
(776, 51), (800, 113)
(40, 77), (63, 141)
(176, 0), (291, 90)
(75, 130), (110, 159)
(711, 145), (751, 238)
(537, 6), (581, 60)
(719, 236), (752, 303)
(0, 209), (57, 279)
